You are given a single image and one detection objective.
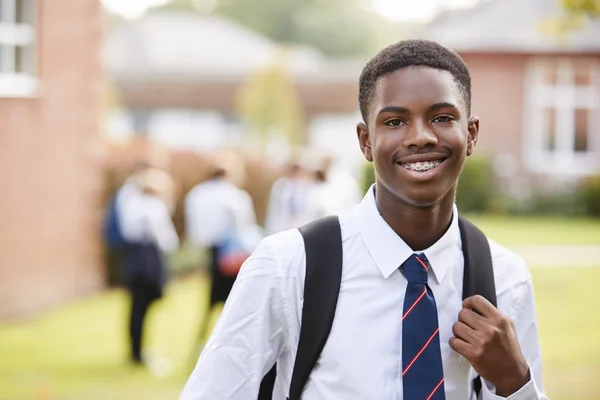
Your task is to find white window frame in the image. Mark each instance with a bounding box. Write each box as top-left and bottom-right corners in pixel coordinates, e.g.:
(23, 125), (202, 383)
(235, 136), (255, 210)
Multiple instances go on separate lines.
(523, 59), (600, 176)
(0, 0), (37, 97)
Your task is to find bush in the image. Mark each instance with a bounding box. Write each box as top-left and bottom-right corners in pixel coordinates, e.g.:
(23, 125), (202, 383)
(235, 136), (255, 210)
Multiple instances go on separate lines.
(456, 155), (496, 213)
(581, 175), (600, 218)
(360, 161), (376, 195)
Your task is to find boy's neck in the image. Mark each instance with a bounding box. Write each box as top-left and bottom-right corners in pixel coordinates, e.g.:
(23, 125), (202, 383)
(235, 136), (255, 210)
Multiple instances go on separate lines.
(374, 183), (455, 252)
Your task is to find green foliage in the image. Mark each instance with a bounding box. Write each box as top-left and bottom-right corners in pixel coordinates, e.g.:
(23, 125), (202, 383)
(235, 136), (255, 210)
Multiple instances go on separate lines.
(456, 155), (496, 213)
(176, 0), (386, 56)
(539, 0), (600, 36)
(501, 176), (600, 219)
(562, 0), (600, 16)
(236, 52), (305, 147)
(580, 175), (600, 218)
(360, 161), (376, 195)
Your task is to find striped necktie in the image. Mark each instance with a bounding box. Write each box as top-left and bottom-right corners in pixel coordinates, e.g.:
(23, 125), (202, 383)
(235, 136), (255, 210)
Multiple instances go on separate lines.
(401, 253), (445, 399)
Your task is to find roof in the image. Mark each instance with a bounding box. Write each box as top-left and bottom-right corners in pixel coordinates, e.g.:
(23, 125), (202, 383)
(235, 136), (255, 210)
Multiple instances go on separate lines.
(103, 11), (362, 82)
(415, 0), (600, 53)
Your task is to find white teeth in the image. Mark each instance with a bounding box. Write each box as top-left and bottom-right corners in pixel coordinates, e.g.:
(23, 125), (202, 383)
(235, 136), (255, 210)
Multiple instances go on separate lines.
(402, 160), (442, 172)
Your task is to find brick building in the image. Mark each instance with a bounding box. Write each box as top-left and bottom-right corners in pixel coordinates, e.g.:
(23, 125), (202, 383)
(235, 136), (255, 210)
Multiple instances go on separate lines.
(416, 0), (600, 196)
(0, 0), (105, 319)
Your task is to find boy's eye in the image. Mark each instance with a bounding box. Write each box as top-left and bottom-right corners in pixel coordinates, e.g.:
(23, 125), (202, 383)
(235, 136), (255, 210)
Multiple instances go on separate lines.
(432, 115), (454, 123)
(384, 119), (405, 127)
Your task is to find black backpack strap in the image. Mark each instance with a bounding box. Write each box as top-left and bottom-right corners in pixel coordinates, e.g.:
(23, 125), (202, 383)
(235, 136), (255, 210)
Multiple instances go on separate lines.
(288, 215), (343, 400)
(257, 216), (343, 400)
(458, 216), (496, 398)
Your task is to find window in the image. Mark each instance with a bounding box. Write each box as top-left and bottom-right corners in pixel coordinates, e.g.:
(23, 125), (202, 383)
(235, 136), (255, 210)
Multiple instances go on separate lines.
(0, 0), (36, 97)
(524, 59), (600, 176)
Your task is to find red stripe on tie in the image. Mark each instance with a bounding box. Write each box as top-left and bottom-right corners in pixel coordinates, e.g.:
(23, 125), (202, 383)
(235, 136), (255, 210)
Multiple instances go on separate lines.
(402, 327), (440, 376)
(415, 256), (429, 272)
(402, 287), (427, 321)
(426, 377), (444, 400)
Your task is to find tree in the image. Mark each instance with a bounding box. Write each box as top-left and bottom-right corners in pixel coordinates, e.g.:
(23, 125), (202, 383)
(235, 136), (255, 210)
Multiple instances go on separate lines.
(540, 0), (600, 35)
(561, 0), (600, 16)
(236, 51), (305, 150)
(162, 0), (388, 57)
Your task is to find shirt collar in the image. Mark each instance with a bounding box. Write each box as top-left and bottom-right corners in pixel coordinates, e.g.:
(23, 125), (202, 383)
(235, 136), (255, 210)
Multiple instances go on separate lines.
(357, 185), (460, 283)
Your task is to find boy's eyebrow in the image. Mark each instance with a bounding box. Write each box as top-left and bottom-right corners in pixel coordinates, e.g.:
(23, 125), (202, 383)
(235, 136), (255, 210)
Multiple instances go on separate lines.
(377, 102), (459, 116)
(377, 106), (409, 115)
(427, 102), (458, 112)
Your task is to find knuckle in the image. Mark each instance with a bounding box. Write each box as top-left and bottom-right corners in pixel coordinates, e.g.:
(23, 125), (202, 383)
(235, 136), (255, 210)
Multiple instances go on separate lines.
(452, 322), (460, 336)
(459, 309), (470, 320)
(503, 316), (514, 329)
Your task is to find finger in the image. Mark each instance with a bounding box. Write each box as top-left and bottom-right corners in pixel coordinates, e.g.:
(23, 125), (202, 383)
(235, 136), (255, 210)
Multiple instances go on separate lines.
(452, 321), (478, 344)
(458, 307), (487, 330)
(449, 337), (475, 359)
(463, 295), (499, 318)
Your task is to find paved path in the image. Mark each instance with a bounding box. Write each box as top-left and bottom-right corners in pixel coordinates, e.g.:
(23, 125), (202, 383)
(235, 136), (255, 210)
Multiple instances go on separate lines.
(508, 245), (600, 267)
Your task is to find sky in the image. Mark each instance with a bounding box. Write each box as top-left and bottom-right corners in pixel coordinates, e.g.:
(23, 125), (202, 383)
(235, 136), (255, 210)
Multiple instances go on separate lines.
(101, 0), (480, 22)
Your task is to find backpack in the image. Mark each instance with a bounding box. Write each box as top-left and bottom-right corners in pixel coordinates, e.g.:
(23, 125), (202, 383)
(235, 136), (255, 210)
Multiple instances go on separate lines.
(103, 194), (128, 250)
(258, 215), (496, 400)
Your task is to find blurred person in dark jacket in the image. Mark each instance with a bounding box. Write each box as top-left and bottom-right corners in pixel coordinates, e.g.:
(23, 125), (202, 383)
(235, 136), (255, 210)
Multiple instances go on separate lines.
(120, 167), (179, 364)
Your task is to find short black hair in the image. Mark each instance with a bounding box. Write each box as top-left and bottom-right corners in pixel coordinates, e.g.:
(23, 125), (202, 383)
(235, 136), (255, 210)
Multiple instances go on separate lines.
(358, 39), (471, 122)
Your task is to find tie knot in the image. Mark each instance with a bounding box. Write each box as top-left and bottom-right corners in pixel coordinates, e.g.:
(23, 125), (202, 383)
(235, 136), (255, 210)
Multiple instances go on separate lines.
(402, 254), (429, 284)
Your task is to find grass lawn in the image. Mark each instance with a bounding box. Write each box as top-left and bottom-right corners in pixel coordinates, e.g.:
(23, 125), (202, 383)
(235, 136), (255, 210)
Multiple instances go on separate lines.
(0, 267), (598, 400)
(464, 215), (600, 246)
(531, 266), (600, 400)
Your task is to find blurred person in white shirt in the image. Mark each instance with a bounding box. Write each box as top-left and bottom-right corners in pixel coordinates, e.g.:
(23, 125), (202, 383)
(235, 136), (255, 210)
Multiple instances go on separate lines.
(119, 167), (179, 365)
(264, 161), (312, 235)
(185, 153), (262, 343)
(304, 153), (362, 221)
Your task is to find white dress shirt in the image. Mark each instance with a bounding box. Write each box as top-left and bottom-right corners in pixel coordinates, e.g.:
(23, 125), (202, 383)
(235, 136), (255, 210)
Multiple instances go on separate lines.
(264, 176), (312, 235)
(180, 187), (548, 400)
(304, 169), (362, 223)
(120, 189), (179, 253)
(185, 178), (258, 248)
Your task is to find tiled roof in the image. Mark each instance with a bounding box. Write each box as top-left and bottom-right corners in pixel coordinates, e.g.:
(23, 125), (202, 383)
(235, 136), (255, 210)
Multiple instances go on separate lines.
(415, 0), (600, 53)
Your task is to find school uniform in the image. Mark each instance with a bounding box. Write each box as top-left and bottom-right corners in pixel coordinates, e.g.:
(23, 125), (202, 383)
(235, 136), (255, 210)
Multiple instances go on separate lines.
(120, 191), (179, 362)
(180, 187), (548, 400)
(185, 178), (258, 306)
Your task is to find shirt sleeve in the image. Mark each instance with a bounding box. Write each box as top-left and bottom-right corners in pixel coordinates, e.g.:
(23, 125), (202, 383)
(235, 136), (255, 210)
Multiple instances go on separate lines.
(179, 238), (289, 400)
(147, 198), (179, 253)
(480, 278), (549, 400)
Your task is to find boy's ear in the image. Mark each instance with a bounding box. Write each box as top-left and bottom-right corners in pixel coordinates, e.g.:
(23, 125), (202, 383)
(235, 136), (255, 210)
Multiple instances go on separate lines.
(467, 117), (479, 156)
(357, 122), (373, 162)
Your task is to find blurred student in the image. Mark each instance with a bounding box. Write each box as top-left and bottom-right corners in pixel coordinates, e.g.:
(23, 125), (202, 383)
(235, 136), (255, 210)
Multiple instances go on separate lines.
(264, 161), (311, 235)
(103, 161), (150, 284)
(185, 155), (262, 343)
(119, 168), (179, 364)
(304, 153), (362, 221)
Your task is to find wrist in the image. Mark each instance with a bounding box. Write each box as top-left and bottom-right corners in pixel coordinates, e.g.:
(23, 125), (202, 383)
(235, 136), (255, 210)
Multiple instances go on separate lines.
(495, 366), (530, 397)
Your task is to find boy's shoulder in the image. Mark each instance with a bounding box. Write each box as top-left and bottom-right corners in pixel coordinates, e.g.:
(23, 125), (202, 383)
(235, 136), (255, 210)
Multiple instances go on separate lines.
(486, 237), (533, 288)
(250, 228), (307, 274)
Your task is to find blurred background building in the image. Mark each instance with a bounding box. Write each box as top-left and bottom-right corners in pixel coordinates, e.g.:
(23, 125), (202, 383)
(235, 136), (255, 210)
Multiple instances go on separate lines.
(0, 0), (105, 319)
(419, 0), (600, 197)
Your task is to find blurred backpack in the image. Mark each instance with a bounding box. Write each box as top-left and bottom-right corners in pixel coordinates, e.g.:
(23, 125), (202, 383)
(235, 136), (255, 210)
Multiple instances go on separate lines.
(217, 224), (264, 277)
(258, 215), (497, 400)
(103, 194), (128, 250)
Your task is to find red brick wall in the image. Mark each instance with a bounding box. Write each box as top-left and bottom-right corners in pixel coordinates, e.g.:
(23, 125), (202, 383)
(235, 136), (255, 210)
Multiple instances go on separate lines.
(0, 0), (106, 319)
(460, 53), (600, 178)
(461, 54), (528, 167)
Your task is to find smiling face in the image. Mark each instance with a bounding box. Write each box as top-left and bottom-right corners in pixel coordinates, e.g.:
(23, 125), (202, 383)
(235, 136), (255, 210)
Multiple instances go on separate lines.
(357, 66), (479, 208)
